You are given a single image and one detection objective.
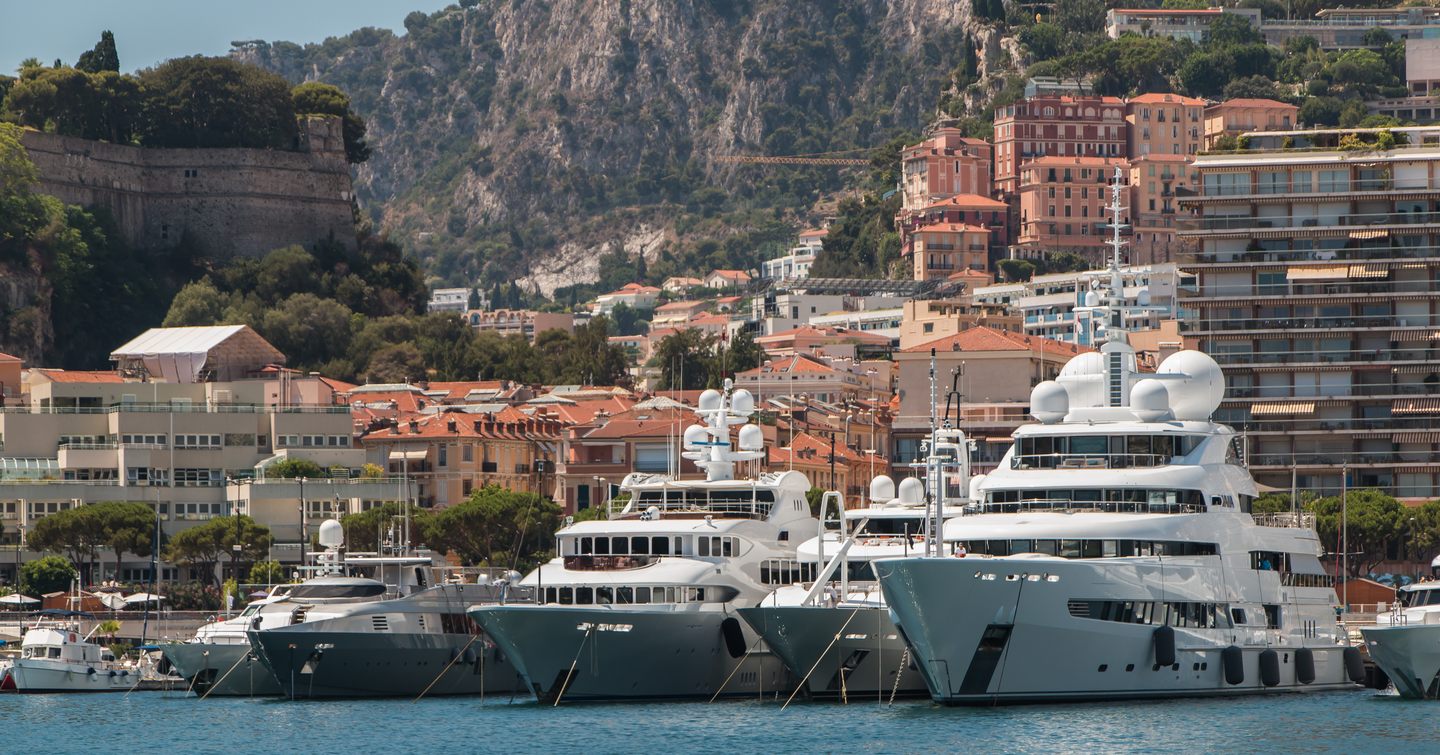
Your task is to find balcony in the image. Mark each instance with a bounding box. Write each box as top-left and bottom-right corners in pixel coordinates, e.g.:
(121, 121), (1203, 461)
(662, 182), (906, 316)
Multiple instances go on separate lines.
(1186, 210), (1440, 234)
(1180, 314), (1406, 332)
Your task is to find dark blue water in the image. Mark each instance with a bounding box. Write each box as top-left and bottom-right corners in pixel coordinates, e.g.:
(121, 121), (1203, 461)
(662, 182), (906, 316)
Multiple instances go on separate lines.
(1, 689), (1430, 753)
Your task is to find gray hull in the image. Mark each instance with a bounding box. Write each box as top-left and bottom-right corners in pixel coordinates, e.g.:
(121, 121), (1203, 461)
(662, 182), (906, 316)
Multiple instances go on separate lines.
(738, 605), (926, 701)
(250, 628), (526, 699)
(162, 643), (281, 697)
(469, 605), (790, 703)
(1360, 624), (1440, 699)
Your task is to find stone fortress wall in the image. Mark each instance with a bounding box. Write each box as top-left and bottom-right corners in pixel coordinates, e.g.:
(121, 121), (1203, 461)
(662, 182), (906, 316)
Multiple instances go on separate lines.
(20, 115), (357, 258)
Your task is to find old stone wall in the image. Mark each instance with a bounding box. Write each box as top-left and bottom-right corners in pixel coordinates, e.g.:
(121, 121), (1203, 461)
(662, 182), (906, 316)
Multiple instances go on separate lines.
(20, 115), (356, 258)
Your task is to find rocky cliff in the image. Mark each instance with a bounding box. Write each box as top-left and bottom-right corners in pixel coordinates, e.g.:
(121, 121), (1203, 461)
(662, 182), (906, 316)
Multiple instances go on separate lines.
(235, 0), (1012, 294)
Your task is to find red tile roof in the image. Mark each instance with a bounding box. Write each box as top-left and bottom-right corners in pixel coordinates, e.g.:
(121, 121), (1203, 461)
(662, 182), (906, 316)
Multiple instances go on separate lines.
(0, 352), (20, 362)
(921, 193), (1008, 211)
(902, 326), (1090, 358)
(655, 300), (703, 312)
(767, 432), (884, 466)
(30, 369), (125, 384)
(739, 353), (843, 378)
(1126, 92), (1206, 106)
(1208, 98), (1297, 111)
(362, 405), (562, 442)
(913, 223), (991, 234)
(799, 228), (828, 238)
(755, 325), (891, 346)
(708, 270), (752, 281)
(580, 406), (694, 440)
(424, 380), (510, 401)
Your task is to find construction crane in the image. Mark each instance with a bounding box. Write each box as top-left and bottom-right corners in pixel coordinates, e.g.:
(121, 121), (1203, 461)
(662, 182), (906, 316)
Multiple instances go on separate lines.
(715, 152), (870, 166)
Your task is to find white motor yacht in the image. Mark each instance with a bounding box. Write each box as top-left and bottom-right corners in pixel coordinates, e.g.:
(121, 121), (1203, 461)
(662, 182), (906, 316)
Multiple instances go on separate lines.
(468, 380), (820, 703)
(10, 622), (134, 693)
(874, 171), (1365, 704)
(1360, 581), (1440, 698)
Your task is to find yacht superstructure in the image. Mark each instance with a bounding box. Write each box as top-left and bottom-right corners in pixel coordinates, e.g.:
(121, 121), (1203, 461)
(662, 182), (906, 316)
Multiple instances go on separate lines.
(468, 380), (819, 703)
(875, 169), (1365, 704)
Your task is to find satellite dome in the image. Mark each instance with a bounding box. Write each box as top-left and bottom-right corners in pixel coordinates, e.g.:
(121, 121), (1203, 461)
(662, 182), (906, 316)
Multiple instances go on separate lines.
(1130, 378), (1171, 422)
(869, 475), (896, 504)
(738, 423), (764, 451)
(1030, 380), (1069, 424)
(698, 389), (722, 412)
(317, 519), (344, 549)
(730, 389), (755, 415)
(1058, 351), (1105, 379)
(1156, 350), (1225, 421)
(1084, 289), (1101, 307)
(683, 424), (708, 449)
(897, 477), (926, 506)
(1137, 287), (1152, 307)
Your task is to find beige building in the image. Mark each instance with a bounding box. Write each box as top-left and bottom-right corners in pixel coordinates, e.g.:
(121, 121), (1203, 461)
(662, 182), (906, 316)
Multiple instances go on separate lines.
(898, 298), (1022, 350)
(467, 309), (573, 341)
(1203, 99), (1298, 147)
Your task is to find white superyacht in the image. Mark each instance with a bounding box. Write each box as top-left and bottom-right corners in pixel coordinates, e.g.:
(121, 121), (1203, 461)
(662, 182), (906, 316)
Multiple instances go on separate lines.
(468, 380), (819, 703)
(875, 174), (1365, 704)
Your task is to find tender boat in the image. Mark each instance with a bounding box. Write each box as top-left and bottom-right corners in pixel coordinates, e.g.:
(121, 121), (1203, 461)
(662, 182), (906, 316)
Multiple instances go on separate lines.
(1360, 582), (1440, 698)
(874, 172), (1365, 704)
(10, 622), (135, 693)
(468, 380), (819, 703)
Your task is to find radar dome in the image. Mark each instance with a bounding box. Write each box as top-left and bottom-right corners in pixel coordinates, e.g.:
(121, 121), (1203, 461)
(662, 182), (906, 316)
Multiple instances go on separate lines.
(1137, 287), (1152, 307)
(738, 423), (764, 451)
(1156, 350), (1225, 421)
(1084, 289), (1101, 307)
(698, 389), (723, 412)
(317, 519), (344, 549)
(869, 475), (896, 503)
(1030, 380), (1069, 424)
(1130, 378), (1171, 422)
(683, 424), (708, 449)
(730, 389), (755, 415)
(1057, 351), (1105, 379)
(897, 477), (926, 506)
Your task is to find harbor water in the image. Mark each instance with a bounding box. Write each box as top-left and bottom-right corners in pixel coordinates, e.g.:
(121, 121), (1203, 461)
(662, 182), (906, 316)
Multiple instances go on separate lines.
(3, 688), (1432, 754)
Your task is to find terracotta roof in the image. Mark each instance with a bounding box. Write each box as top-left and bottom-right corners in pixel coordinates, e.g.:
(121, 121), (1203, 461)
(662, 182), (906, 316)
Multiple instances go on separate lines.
(767, 432), (884, 467)
(1208, 98), (1297, 111)
(542, 397), (637, 425)
(580, 406), (694, 440)
(921, 193), (1008, 211)
(30, 369), (125, 384)
(688, 313), (730, 327)
(655, 300), (703, 312)
(316, 376), (358, 393)
(799, 228), (828, 238)
(362, 405), (561, 442)
(739, 353), (844, 378)
(902, 326), (1090, 358)
(425, 380), (513, 401)
(755, 325), (890, 346)
(708, 270), (752, 281)
(715, 296), (742, 304)
(1126, 92), (1206, 106)
(0, 352), (20, 362)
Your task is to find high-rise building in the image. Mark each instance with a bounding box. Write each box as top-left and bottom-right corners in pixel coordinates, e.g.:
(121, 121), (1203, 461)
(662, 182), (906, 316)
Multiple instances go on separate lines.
(1178, 125), (1440, 499)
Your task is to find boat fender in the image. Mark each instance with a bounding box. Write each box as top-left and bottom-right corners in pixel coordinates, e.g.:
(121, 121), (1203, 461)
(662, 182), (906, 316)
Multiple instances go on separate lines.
(87, 667), (96, 676)
(1259, 649), (1280, 687)
(1222, 646), (1244, 685)
(1343, 646), (1366, 684)
(108, 670), (117, 678)
(463, 647), (477, 664)
(720, 617), (747, 659)
(1295, 648), (1315, 685)
(450, 648), (461, 661)
(1152, 625), (1176, 667)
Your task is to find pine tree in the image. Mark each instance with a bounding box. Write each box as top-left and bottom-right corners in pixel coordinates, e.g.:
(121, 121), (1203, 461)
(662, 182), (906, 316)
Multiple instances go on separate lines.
(77, 31), (119, 73)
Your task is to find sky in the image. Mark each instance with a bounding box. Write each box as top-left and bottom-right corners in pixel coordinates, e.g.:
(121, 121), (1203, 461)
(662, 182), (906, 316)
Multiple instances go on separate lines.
(1, 0), (454, 74)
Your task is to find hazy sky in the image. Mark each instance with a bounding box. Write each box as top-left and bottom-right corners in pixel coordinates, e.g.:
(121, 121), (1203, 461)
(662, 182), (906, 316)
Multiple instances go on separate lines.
(1, 1), (454, 74)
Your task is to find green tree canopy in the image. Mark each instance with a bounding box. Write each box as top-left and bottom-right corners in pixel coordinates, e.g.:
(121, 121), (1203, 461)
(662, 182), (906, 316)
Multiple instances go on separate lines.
(423, 486), (561, 571)
(20, 555), (77, 596)
(291, 81), (371, 163)
(136, 56), (297, 150)
(89, 501), (157, 581)
(248, 559), (287, 585)
(1308, 489), (1404, 577)
(76, 31), (120, 73)
(164, 515), (272, 587)
(268, 458), (325, 479)
(26, 506), (105, 580)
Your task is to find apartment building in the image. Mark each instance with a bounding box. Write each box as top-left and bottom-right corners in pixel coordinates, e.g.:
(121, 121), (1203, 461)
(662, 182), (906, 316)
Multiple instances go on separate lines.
(592, 283), (662, 314)
(993, 94), (1128, 200)
(892, 327), (1089, 474)
(1127, 93), (1205, 158)
(1106, 7), (1261, 43)
(972, 263), (1190, 344)
(754, 326), (893, 360)
(0, 326), (403, 582)
(900, 128), (994, 212)
(897, 297), (1021, 350)
(1017, 156), (1129, 258)
(466, 309), (574, 341)
(1176, 125), (1440, 499)
(1262, 7), (1440, 51)
(427, 287), (473, 313)
(1202, 99), (1298, 147)
(1130, 154), (1200, 264)
(909, 223), (991, 281)
(558, 405), (697, 514)
(1368, 38), (1440, 122)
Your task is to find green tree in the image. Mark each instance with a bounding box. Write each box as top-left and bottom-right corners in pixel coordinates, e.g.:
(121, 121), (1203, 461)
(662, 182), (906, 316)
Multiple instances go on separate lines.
(713, 329), (763, 380)
(1299, 96), (1344, 127)
(136, 56), (297, 150)
(248, 559), (286, 585)
(20, 555), (77, 596)
(1308, 489), (1403, 577)
(90, 501), (156, 582)
(366, 342), (427, 383)
(340, 502), (431, 553)
(26, 506), (105, 581)
(164, 515), (272, 587)
(291, 81), (371, 163)
(259, 293), (354, 369)
(162, 279), (228, 326)
(1222, 75), (1282, 101)
(561, 316), (630, 386)
(650, 329), (714, 390)
(267, 458), (325, 479)
(423, 486), (562, 570)
(76, 31), (120, 73)
(0, 122), (48, 250)
(997, 258), (1036, 282)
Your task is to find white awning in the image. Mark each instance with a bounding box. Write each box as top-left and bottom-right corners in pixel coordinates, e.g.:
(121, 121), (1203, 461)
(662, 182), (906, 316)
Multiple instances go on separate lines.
(387, 450), (428, 462)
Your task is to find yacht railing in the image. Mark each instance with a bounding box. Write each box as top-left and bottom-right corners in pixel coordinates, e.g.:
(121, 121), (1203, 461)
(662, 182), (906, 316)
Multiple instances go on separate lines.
(976, 500), (1207, 515)
(1010, 453), (1173, 470)
(1251, 512), (1317, 529)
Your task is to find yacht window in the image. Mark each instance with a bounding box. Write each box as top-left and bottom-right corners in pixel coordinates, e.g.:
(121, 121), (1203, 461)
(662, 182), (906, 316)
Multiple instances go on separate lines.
(559, 587), (574, 605)
(595, 537), (610, 556)
(1231, 608), (1247, 625)
(1082, 540), (1103, 559)
(615, 587), (632, 604)
(596, 587), (613, 605)
(1068, 436), (1108, 455)
(1101, 540), (1118, 557)
(634, 587), (650, 604)
(1011, 539), (1033, 553)
(1034, 540), (1059, 556)
(579, 537), (592, 554)
(544, 588), (556, 604)
(1060, 540), (1083, 559)
(287, 582), (386, 599)
(48, 647), (61, 658)
(612, 537), (629, 556)
(698, 537), (710, 557)
(722, 537), (734, 557)
(1263, 604), (1281, 628)
(576, 587), (594, 605)
(651, 537), (669, 555)
(631, 537), (649, 555)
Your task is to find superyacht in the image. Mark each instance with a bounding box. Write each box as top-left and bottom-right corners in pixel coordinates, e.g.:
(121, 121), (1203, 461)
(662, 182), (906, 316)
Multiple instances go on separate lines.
(163, 524), (435, 697)
(875, 171), (1364, 704)
(1360, 581), (1440, 698)
(739, 426), (973, 702)
(468, 381), (818, 703)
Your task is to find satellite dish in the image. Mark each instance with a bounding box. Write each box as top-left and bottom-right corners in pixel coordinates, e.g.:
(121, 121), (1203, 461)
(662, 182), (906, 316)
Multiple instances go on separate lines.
(869, 475), (896, 504)
(730, 389), (755, 415)
(738, 423), (764, 451)
(698, 389), (722, 412)
(683, 424), (708, 449)
(896, 477), (926, 506)
(317, 519), (344, 549)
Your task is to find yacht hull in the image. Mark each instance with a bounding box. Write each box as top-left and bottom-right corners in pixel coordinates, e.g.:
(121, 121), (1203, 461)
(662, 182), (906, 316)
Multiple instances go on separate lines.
(1360, 624), (1440, 699)
(737, 605), (926, 700)
(469, 605), (789, 703)
(249, 628), (525, 699)
(162, 643), (280, 697)
(9, 660), (134, 693)
(877, 557), (1357, 704)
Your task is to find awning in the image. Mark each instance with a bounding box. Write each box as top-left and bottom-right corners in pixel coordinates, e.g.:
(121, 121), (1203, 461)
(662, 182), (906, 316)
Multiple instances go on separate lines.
(1394, 365), (1440, 374)
(1395, 432), (1440, 443)
(387, 450), (428, 462)
(1392, 330), (1440, 341)
(1392, 398), (1440, 415)
(1286, 266), (1348, 281)
(1348, 263), (1389, 278)
(1348, 229), (1389, 241)
(1250, 401), (1316, 417)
